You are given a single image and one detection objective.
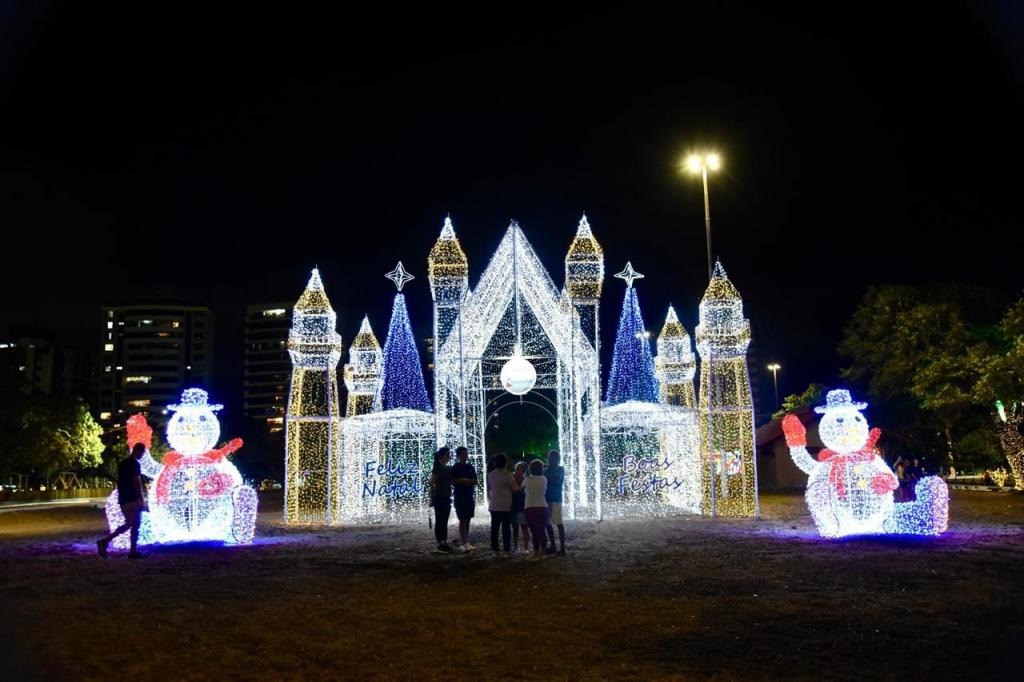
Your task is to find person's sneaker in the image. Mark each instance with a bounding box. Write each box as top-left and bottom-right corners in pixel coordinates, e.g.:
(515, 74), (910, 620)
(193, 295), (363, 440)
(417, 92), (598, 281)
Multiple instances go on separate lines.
(460, 544), (472, 553)
(127, 552), (146, 559)
(96, 540), (108, 558)
(464, 543), (476, 551)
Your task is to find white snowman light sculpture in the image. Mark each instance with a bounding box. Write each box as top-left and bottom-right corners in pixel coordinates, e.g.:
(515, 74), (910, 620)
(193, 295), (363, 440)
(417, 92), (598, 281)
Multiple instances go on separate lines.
(104, 388), (258, 548)
(783, 389), (948, 538)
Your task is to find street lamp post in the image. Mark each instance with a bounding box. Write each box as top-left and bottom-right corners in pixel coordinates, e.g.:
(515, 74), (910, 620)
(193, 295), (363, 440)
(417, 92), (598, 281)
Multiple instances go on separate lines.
(767, 363), (781, 411)
(684, 152), (721, 280)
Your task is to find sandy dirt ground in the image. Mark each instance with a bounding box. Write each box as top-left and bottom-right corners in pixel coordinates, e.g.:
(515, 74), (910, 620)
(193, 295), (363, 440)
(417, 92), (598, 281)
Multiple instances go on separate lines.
(0, 491), (1021, 681)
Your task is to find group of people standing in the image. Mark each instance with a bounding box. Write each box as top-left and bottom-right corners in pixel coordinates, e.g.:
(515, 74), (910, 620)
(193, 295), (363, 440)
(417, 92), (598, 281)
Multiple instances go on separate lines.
(893, 456), (924, 502)
(429, 446), (566, 561)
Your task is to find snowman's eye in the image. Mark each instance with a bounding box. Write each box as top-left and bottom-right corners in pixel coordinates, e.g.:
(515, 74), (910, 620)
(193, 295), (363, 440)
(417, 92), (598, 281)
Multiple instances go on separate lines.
(854, 416), (862, 422)
(837, 417), (844, 424)
(200, 415), (206, 422)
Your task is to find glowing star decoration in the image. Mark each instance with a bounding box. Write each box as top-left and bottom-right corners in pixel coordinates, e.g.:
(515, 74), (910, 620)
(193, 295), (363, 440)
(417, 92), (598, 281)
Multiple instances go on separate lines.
(103, 391), (257, 549)
(783, 389), (949, 538)
(385, 261), (415, 292)
(500, 345), (537, 395)
(614, 261), (645, 289)
(696, 260), (758, 517)
(285, 268), (343, 524)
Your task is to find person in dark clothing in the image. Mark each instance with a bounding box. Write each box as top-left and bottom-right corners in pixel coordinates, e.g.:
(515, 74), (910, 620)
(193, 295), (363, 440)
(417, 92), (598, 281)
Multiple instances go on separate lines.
(451, 446), (478, 551)
(97, 442), (149, 558)
(429, 447), (453, 552)
(544, 450), (567, 555)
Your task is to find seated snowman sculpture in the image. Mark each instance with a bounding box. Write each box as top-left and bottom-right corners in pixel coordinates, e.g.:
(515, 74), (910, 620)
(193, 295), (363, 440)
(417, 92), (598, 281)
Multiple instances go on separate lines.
(783, 390), (898, 538)
(783, 389), (949, 537)
(104, 388), (257, 547)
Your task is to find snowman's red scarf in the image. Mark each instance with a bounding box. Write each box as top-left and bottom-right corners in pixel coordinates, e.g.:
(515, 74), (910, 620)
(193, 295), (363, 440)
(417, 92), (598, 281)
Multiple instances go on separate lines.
(155, 438), (244, 505)
(816, 428), (887, 500)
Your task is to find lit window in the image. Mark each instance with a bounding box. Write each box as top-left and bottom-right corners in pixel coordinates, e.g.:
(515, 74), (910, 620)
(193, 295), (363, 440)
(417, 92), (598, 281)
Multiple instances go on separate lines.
(107, 321), (113, 329)
(125, 376), (151, 384)
(128, 399), (151, 407)
(99, 412), (112, 420)
(104, 366), (111, 372)
(107, 311), (113, 318)
(172, 321), (180, 328)
(263, 309), (286, 317)
(104, 343), (114, 352)
(18, 365), (25, 371)
(115, 366), (123, 370)
(141, 319), (153, 325)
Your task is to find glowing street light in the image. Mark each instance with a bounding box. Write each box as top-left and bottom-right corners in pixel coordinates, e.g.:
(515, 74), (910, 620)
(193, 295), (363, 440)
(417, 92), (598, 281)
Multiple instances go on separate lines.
(767, 363), (781, 410)
(681, 151), (722, 280)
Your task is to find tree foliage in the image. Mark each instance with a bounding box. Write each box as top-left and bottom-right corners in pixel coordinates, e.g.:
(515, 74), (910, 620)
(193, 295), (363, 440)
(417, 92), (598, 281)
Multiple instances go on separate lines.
(838, 284), (1006, 470)
(0, 394), (105, 481)
(772, 383), (825, 421)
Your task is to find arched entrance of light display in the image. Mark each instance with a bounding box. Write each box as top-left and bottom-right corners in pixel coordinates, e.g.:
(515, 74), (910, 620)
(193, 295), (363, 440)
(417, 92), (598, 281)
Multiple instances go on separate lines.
(484, 394), (560, 460)
(431, 222), (603, 519)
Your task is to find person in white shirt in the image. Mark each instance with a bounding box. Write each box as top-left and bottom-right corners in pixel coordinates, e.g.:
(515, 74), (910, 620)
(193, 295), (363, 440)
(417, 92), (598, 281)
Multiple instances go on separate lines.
(486, 453), (518, 555)
(523, 459), (549, 561)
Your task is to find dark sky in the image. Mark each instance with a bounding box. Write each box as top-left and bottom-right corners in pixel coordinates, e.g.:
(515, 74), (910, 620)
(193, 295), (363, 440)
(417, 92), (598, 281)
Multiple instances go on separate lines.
(1, 3), (1021, 418)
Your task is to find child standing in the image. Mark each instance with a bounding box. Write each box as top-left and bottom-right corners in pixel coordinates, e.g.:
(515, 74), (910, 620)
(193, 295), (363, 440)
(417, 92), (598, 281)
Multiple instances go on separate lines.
(523, 459), (548, 561)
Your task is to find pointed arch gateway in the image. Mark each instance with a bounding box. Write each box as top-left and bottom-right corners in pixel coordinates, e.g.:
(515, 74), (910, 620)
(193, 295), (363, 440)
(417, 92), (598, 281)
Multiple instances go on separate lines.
(431, 221), (604, 519)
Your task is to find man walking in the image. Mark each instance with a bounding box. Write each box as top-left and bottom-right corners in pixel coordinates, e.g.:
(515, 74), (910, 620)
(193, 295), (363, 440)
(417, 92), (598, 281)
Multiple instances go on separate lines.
(544, 450), (566, 555)
(97, 442), (149, 558)
(451, 446), (478, 551)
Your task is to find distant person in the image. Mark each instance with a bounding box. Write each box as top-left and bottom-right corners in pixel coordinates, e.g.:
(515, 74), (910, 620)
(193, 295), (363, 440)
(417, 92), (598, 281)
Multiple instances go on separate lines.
(451, 446), (479, 552)
(511, 460), (529, 553)
(486, 453), (518, 556)
(523, 459), (549, 561)
(544, 450), (566, 555)
(97, 442), (149, 558)
(429, 447), (453, 552)
(894, 458), (908, 503)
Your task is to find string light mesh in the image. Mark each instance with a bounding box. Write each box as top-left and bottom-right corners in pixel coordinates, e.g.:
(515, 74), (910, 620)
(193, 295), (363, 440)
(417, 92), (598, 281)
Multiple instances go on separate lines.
(783, 390), (949, 537)
(285, 268), (342, 524)
(375, 292), (431, 412)
(104, 392), (257, 548)
(344, 316), (381, 417)
(995, 401), (1024, 491)
(565, 214), (604, 300)
(605, 285), (659, 405)
(696, 260), (758, 517)
(655, 305), (697, 407)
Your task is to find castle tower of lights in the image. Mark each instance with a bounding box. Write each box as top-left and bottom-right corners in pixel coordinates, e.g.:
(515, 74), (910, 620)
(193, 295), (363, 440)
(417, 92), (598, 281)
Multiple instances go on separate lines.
(285, 269), (343, 524)
(655, 305), (697, 408)
(564, 214), (604, 517)
(343, 316), (381, 417)
(695, 260), (758, 517)
(428, 216), (470, 447)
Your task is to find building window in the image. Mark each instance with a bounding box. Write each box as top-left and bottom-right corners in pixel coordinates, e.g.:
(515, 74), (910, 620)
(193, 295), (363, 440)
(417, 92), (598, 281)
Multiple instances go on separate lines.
(99, 412), (112, 420)
(107, 310), (114, 318)
(104, 366), (112, 372)
(263, 309), (287, 317)
(104, 343), (114, 352)
(125, 376), (152, 384)
(128, 399), (151, 407)
(107, 321), (113, 329)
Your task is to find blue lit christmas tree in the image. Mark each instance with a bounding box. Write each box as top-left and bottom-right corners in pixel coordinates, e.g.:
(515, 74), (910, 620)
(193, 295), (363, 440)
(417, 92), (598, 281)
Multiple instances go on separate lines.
(377, 264), (432, 412)
(605, 263), (659, 405)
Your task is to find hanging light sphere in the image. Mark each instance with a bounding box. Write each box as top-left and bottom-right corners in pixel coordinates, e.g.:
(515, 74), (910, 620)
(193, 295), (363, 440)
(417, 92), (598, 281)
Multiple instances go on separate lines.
(500, 351), (537, 396)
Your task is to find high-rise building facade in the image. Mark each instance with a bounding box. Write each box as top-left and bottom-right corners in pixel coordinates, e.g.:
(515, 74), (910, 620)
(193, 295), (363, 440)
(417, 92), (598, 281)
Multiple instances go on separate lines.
(0, 337), (90, 399)
(98, 305), (214, 425)
(243, 303), (292, 432)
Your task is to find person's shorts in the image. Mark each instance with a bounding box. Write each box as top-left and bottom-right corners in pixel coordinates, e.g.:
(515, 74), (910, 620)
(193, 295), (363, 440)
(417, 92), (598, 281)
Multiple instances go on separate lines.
(513, 511), (527, 525)
(454, 497), (475, 520)
(548, 501), (563, 525)
(120, 500), (142, 517)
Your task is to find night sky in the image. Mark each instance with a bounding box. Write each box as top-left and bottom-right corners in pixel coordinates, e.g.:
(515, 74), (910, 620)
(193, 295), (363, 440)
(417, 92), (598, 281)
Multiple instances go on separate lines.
(1, 3), (1021, 419)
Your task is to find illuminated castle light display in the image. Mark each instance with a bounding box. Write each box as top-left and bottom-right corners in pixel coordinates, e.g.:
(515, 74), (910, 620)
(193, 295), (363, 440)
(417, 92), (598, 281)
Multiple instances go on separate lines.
(696, 261), (758, 517)
(284, 269), (343, 524)
(284, 216), (758, 524)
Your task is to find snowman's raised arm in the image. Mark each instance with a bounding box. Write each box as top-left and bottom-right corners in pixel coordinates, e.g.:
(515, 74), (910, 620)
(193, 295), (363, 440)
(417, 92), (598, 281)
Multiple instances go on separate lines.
(783, 414), (817, 475)
(210, 437), (244, 461)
